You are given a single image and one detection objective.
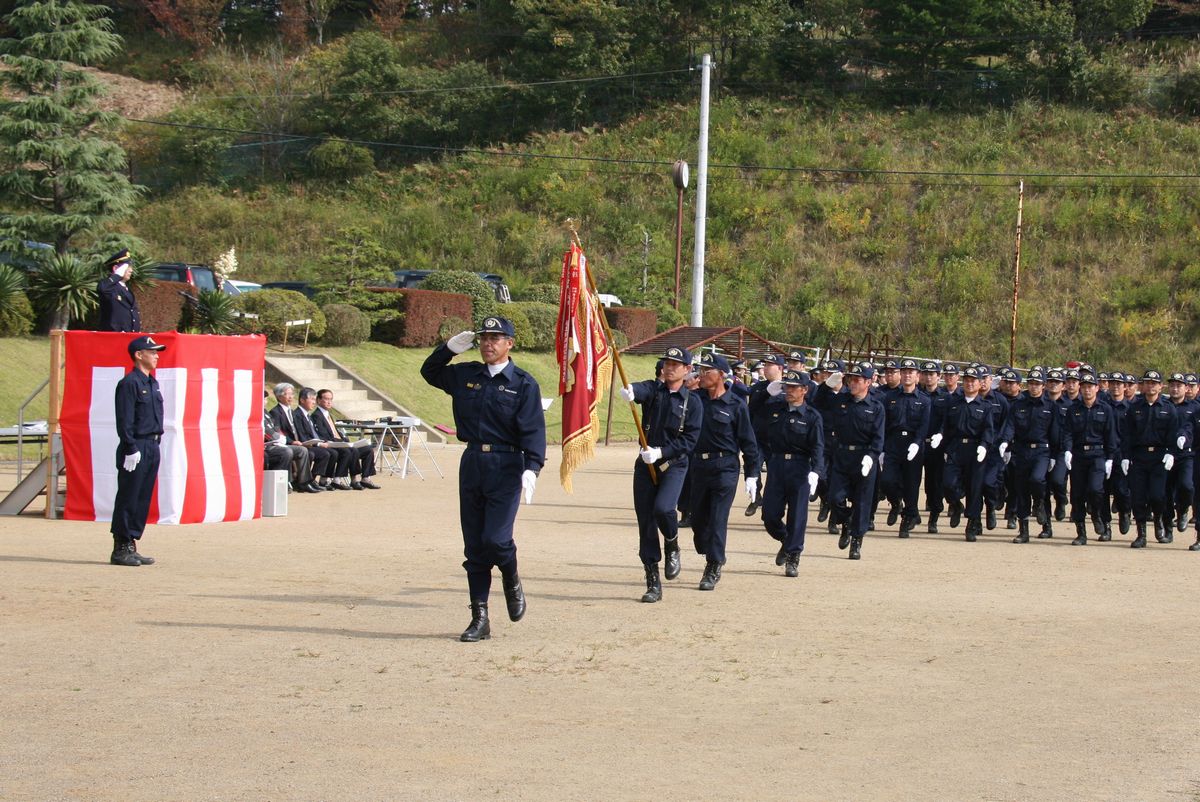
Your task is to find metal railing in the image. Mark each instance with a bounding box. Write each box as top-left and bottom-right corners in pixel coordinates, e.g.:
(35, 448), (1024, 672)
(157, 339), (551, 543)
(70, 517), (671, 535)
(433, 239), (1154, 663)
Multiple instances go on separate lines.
(16, 378), (49, 482)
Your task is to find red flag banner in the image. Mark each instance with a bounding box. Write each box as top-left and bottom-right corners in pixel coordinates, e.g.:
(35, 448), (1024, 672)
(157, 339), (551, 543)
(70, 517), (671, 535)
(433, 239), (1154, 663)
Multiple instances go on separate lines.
(60, 331), (266, 525)
(556, 243), (612, 492)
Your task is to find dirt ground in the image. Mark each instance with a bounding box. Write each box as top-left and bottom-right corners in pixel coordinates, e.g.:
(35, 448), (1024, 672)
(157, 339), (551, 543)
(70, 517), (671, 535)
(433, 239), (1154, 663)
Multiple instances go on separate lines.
(1, 444), (1198, 802)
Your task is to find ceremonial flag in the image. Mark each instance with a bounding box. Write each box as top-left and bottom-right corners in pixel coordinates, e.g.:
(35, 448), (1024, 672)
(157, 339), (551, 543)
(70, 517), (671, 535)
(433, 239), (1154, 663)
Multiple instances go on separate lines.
(60, 331), (266, 525)
(556, 243), (612, 492)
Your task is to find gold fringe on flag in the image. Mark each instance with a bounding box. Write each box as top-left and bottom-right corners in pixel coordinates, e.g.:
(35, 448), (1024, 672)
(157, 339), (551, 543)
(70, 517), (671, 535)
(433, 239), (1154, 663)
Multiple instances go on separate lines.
(560, 350), (612, 493)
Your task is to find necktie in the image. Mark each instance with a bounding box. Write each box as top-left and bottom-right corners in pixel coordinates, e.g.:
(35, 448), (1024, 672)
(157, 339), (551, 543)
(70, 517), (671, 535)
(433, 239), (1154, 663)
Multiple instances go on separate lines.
(326, 410), (343, 440)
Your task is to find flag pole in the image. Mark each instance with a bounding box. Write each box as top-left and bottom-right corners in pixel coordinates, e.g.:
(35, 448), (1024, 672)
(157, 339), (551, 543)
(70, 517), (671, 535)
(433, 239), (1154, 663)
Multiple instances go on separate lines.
(568, 223), (657, 482)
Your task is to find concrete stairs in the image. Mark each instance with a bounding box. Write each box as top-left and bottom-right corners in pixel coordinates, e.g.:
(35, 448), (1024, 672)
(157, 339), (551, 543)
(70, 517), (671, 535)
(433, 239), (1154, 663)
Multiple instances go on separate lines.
(264, 353), (446, 444)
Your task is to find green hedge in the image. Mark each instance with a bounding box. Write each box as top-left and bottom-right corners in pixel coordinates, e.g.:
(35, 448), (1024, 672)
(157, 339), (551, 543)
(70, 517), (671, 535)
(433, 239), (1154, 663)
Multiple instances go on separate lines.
(419, 270), (498, 326)
(511, 301), (557, 351)
(235, 289), (327, 343)
(321, 303), (371, 346)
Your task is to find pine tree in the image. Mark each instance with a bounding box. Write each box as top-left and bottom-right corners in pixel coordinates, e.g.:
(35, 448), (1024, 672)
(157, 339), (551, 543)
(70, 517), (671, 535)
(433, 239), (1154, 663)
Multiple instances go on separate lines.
(0, 1), (141, 257)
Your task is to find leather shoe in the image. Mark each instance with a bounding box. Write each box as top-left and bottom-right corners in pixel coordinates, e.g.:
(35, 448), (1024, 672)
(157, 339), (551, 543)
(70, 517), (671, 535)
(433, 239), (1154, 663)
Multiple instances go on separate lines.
(1054, 498), (1066, 521)
(1190, 538), (1200, 551)
(128, 540), (154, 565)
(985, 506), (997, 531)
(817, 501), (830, 523)
(664, 537), (681, 580)
(306, 482), (325, 493)
(965, 519), (980, 542)
(359, 479), (381, 490)
(641, 565), (662, 603)
(744, 500), (760, 517)
(698, 560), (721, 591)
(678, 512), (692, 528)
(1005, 515), (1017, 530)
(948, 502), (963, 529)
(838, 526), (851, 550)
(460, 602), (490, 642)
(502, 572), (526, 622)
(848, 537), (862, 560)
(886, 504), (900, 527)
(1118, 510), (1131, 535)
(784, 553), (799, 577)
(774, 544), (786, 566)
(110, 538), (139, 567)
(351, 481), (364, 490)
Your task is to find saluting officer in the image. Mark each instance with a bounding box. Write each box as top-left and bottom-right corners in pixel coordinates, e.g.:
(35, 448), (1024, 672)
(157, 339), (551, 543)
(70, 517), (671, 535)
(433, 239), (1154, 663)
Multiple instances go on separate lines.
(109, 335), (166, 566)
(1009, 369), (1060, 543)
(421, 317), (546, 642)
(688, 353), (759, 591)
(760, 369), (824, 577)
(1120, 370), (1179, 548)
(880, 357), (930, 537)
(1165, 373), (1197, 538)
(619, 346), (703, 603)
(1064, 372), (1119, 545)
(931, 365), (994, 541)
(96, 249), (141, 333)
(825, 361), (885, 560)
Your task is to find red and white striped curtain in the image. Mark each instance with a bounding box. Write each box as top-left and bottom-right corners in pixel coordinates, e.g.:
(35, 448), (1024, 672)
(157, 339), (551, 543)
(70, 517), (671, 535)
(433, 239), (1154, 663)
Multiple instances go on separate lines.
(60, 331), (267, 525)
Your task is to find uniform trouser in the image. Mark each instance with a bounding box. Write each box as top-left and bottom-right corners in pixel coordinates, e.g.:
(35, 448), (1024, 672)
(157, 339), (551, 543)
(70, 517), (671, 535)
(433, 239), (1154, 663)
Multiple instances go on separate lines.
(1107, 466), (1131, 515)
(924, 445), (945, 514)
(983, 449), (1006, 509)
(1003, 459), (1018, 516)
(1193, 455), (1200, 527)
(880, 444), (922, 519)
(1068, 451), (1107, 523)
(1129, 452), (1170, 523)
(816, 445), (834, 502)
(1011, 446), (1050, 520)
(755, 442), (771, 505)
(828, 450), (878, 538)
(689, 456), (740, 564)
(1167, 455), (1194, 519)
(943, 442), (986, 520)
(762, 455), (813, 555)
(1045, 454), (1070, 519)
(634, 456), (688, 566)
(458, 449), (522, 601)
(111, 438), (161, 541)
(677, 461), (694, 516)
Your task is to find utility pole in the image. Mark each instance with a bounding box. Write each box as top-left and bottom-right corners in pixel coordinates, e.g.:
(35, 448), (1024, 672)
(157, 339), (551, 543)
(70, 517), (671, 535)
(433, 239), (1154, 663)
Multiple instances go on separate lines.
(641, 228), (651, 298)
(1010, 180), (1024, 368)
(690, 53), (712, 327)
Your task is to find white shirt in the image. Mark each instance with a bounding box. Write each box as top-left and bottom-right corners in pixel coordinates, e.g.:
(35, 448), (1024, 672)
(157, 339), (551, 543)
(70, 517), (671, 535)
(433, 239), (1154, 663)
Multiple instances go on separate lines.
(487, 360), (510, 377)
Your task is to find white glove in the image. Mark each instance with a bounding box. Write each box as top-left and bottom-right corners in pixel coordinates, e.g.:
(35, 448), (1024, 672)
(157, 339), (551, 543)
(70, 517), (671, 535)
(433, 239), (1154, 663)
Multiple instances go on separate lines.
(906, 442), (919, 462)
(1121, 459), (1130, 475)
(860, 454), (873, 477)
(1178, 436), (1187, 450)
(1049, 458), (1055, 471)
(1002, 451), (1011, 465)
(1105, 459), (1113, 479)
(640, 446), (662, 464)
(122, 451), (141, 472)
(1164, 453), (1175, 471)
(766, 380), (783, 397)
(824, 371), (843, 390)
(976, 445), (986, 463)
(929, 433), (943, 450)
(878, 454), (884, 469)
(745, 477), (758, 502)
(807, 472), (819, 500)
(998, 442), (1008, 459)
(446, 330), (474, 354)
(619, 385), (636, 402)
(1064, 451), (1073, 471)
(521, 469), (537, 504)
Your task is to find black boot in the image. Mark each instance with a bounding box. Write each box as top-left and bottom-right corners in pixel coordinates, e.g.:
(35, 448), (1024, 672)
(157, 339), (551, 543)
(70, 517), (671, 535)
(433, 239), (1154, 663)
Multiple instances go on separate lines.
(1054, 497), (1066, 521)
(948, 501), (963, 529)
(501, 572), (526, 622)
(985, 504), (997, 531)
(784, 552), (800, 577)
(1118, 510), (1131, 535)
(1190, 535), (1200, 551)
(641, 564), (662, 603)
(774, 542), (787, 566)
(1006, 514), (1017, 530)
(817, 500), (830, 523)
(1131, 522), (1147, 549)
(1038, 520), (1053, 539)
(110, 537), (139, 567)
(838, 521), (852, 550)
(898, 516), (913, 539)
(848, 536), (862, 560)
(965, 518), (980, 542)
(1013, 519), (1030, 544)
(1178, 510), (1191, 533)
(1091, 512), (1106, 538)
(460, 602), (490, 642)
(927, 512), (939, 534)
(743, 500), (760, 517)
(1154, 517), (1167, 543)
(664, 537), (681, 580)
(678, 511), (692, 528)
(887, 504), (901, 527)
(128, 539), (154, 565)
(1034, 496), (1049, 527)
(698, 559), (722, 591)
(1071, 521), (1087, 546)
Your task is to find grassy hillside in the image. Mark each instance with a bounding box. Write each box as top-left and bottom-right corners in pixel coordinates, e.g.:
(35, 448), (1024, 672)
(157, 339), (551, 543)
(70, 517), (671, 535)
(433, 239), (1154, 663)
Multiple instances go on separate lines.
(124, 95), (1200, 371)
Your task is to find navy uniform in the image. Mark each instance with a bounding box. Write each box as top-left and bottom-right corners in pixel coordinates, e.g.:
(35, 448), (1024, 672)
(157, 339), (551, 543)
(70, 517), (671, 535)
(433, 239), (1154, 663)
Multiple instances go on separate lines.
(825, 361), (885, 560)
(1120, 370), (1179, 548)
(761, 370), (825, 576)
(421, 317), (546, 640)
(1188, 373), (1200, 551)
(922, 362), (956, 533)
(811, 358), (846, 531)
(1064, 373), (1119, 545)
(1042, 369), (1072, 530)
(622, 346), (703, 602)
(996, 369), (1025, 528)
(96, 248), (142, 333)
(1107, 374), (1135, 535)
(880, 357), (930, 537)
(109, 335), (165, 567)
(689, 353), (759, 590)
(935, 365), (995, 541)
(746, 353), (788, 517)
(979, 367), (1014, 531)
(1166, 373), (1198, 538)
(1009, 369), (1060, 544)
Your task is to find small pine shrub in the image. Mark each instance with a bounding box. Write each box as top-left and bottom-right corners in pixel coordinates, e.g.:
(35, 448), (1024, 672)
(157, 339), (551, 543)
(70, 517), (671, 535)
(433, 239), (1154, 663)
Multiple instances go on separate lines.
(321, 303), (371, 346)
(511, 301), (557, 351)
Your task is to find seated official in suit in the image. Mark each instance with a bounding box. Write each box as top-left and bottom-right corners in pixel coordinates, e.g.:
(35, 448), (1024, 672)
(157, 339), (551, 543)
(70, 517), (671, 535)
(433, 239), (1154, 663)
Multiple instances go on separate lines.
(311, 388), (381, 490)
(263, 405), (295, 471)
(269, 382), (330, 493)
(295, 387), (354, 490)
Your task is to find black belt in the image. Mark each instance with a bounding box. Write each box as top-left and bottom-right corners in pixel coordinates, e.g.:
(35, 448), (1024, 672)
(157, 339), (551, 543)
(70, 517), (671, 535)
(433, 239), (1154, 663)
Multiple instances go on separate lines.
(1020, 442), (1048, 449)
(842, 444), (865, 451)
(140, 434), (160, 443)
(896, 430), (911, 436)
(467, 443), (518, 453)
(779, 453), (810, 460)
(1080, 444), (1104, 451)
(697, 451), (732, 460)
(1138, 445), (1159, 453)
(958, 437), (979, 444)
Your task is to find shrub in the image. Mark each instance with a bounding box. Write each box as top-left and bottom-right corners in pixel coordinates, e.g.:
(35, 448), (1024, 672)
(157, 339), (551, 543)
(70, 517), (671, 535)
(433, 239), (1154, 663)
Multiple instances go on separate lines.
(419, 270), (498, 326)
(516, 283), (560, 305)
(234, 289), (327, 343)
(655, 304), (687, 333)
(511, 301), (557, 351)
(26, 253), (98, 331)
(184, 288), (240, 334)
(610, 329), (629, 350)
(1168, 67), (1200, 116)
(322, 303), (371, 346)
(134, 280), (195, 333)
(438, 316), (473, 341)
(606, 306), (657, 346)
(504, 304), (533, 350)
(0, 291), (34, 336)
(308, 138), (375, 182)
(371, 288), (473, 347)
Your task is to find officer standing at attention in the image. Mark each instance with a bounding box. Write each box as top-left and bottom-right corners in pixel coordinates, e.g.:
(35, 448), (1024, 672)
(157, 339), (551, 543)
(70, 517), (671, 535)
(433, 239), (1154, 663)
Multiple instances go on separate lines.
(421, 317), (546, 642)
(1009, 369), (1061, 544)
(688, 353), (759, 591)
(619, 346), (703, 603)
(96, 249), (141, 333)
(931, 365), (994, 541)
(745, 353), (787, 517)
(760, 369), (824, 576)
(109, 335), (166, 566)
(881, 357), (930, 538)
(1065, 372), (1119, 545)
(826, 361), (885, 560)
(1120, 370), (1178, 549)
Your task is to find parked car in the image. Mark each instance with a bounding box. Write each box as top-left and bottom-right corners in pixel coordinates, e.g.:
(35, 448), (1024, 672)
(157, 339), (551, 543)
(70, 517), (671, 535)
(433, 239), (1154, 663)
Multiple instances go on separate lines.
(393, 269), (512, 303)
(0, 241), (53, 274)
(597, 293), (622, 308)
(148, 262), (220, 292)
(260, 281), (317, 299)
(224, 279), (263, 296)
